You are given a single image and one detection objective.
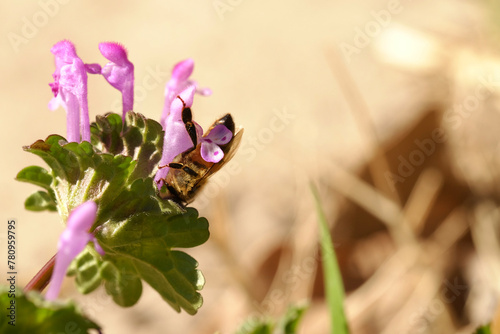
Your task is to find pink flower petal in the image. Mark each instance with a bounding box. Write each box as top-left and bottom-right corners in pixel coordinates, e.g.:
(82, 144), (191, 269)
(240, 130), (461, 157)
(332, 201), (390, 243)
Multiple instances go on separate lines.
(171, 58), (194, 84)
(160, 59), (210, 128)
(98, 42), (129, 66)
(196, 87), (212, 96)
(204, 124), (232, 145)
(155, 86), (201, 189)
(51, 40), (78, 72)
(49, 40), (90, 143)
(67, 201), (97, 231)
(201, 140), (224, 163)
(46, 201), (102, 301)
(99, 42), (134, 120)
(178, 85), (196, 108)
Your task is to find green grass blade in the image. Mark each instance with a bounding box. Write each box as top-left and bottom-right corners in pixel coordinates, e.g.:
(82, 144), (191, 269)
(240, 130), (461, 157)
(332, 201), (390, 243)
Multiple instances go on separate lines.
(311, 183), (349, 334)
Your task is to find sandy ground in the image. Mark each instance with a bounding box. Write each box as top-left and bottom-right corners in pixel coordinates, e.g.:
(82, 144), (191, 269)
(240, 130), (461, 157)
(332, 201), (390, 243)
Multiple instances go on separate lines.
(2, 1), (500, 333)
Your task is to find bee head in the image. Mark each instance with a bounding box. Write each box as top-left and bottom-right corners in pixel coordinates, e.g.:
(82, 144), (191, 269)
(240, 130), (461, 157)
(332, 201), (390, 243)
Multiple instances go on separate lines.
(215, 114), (235, 134)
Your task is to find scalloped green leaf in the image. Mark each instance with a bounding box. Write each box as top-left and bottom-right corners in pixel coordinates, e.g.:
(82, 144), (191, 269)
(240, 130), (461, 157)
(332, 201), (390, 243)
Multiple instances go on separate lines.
(132, 250), (204, 314)
(91, 112), (124, 154)
(69, 248), (103, 294)
(100, 208), (209, 249)
(91, 111), (164, 180)
(97, 178), (165, 223)
(97, 209), (208, 313)
(0, 287), (100, 333)
(16, 165), (53, 191)
(24, 135), (136, 220)
(101, 259), (142, 307)
(68, 206), (209, 313)
(24, 191), (57, 212)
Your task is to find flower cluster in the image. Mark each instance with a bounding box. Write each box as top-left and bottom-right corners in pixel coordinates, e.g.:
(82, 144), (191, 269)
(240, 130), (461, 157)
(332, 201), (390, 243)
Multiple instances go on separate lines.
(45, 40), (233, 300)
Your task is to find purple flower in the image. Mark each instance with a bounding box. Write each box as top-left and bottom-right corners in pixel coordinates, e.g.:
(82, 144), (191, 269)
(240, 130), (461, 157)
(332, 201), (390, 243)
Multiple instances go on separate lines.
(45, 201), (104, 301)
(98, 42), (134, 123)
(48, 40), (99, 143)
(154, 58), (236, 190)
(160, 58), (211, 128)
(155, 86), (203, 189)
(200, 124), (232, 163)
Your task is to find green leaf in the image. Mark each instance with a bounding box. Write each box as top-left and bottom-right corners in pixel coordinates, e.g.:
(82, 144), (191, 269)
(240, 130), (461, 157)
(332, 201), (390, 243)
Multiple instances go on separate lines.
(91, 111), (164, 180)
(18, 112), (210, 314)
(24, 135), (136, 220)
(16, 165), (53, 191)
(70, 248), (103, 294)
(24, 191), (57, 212)
(311, 183), (349, 334)
(93, 208), (209, 313)
(281, 304), (308, 334)
(235, 304), (307, 334)
(101, 258), (143, 307)
(235, 319), (273, 334)
(0, 286), (100, 334)
(97, 178), (167, 224)
(474, 325), (492, 334)
(101, 208), (209, 249)
(91, 112), (124, 154)
(132, 250), (204, 314)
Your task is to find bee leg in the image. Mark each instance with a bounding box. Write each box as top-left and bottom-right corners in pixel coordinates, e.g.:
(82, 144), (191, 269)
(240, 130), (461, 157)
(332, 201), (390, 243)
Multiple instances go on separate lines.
(164, 162), (199, 177)
(182, 107), (198, 150)
(181, 166), (199, 177)
(177, 95), (198, 150)
(157, 177), (186, 206)
(167, 163), (183, 169)
(158, 164), (170, 169)
(166, 183), (181, 198)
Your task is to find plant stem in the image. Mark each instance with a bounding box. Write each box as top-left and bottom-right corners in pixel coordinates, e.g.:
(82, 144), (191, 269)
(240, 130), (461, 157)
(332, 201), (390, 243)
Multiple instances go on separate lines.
(24, 254), (56, 293)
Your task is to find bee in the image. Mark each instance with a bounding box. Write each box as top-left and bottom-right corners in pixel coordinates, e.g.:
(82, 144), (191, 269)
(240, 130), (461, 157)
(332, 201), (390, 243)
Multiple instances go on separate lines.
(158, 97), (243, 204)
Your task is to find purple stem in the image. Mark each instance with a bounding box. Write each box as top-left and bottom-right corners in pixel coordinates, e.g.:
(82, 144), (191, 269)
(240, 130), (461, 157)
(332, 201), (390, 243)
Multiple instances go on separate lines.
(24, 254), (56, 293)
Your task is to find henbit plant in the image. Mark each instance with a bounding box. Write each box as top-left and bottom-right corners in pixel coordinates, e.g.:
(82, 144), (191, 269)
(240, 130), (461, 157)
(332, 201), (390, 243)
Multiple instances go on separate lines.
(2, 40), (238, 332)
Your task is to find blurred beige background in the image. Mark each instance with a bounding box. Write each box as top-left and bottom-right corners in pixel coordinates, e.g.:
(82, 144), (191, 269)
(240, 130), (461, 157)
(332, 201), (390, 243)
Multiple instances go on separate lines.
(2, 1), (500, 333)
